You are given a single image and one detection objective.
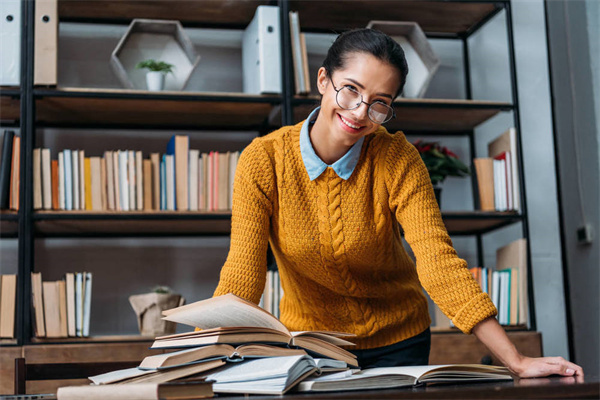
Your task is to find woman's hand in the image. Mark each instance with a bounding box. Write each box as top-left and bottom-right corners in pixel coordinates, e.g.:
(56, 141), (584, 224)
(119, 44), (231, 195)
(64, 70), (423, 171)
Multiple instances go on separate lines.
(510, 355), (584, 382)
(472, 317), (584, 381)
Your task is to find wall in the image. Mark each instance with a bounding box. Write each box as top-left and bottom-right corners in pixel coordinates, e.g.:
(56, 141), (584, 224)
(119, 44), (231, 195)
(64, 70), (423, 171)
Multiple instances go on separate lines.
(545, 0), (599, 376)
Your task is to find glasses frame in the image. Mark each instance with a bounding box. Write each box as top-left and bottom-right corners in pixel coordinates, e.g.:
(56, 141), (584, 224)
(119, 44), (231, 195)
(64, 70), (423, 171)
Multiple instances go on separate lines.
(329, 78), (396, 124)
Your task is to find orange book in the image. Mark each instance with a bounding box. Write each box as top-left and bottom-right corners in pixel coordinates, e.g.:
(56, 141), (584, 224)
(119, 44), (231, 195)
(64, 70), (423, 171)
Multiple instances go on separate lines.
(84, 158), (92, 210)
(143, 159), (152, 211)
(51, 160), (59, 210)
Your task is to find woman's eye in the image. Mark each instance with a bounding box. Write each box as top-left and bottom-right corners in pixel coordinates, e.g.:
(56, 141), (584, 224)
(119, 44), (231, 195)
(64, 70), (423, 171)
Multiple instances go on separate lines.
(344, 85), (358, 92)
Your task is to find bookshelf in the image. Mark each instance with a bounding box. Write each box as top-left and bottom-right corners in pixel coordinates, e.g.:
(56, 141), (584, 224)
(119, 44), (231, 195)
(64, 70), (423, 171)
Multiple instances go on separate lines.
(0, 1), (538, 392)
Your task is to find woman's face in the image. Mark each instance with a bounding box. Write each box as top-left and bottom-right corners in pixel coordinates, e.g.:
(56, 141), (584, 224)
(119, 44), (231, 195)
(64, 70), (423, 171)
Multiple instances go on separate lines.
(316, 52), (401, 148)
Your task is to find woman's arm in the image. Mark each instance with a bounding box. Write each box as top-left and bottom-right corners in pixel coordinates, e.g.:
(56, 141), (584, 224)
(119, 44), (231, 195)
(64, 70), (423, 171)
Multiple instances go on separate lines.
(472, 317), (584, 380)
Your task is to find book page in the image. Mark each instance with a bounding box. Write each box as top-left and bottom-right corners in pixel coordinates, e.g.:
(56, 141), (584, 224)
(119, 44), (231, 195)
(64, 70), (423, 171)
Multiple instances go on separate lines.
(162, 293), (290, 334)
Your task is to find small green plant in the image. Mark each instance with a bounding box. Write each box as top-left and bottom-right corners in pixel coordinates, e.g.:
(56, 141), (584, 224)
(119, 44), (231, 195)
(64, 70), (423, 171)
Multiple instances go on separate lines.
(413, 140), (470, 185)
(135, 59), (175, 74)
(151, 285), (173, 294)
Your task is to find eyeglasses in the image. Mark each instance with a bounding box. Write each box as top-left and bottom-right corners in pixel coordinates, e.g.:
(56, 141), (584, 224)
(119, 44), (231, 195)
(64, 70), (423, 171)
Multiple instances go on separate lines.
(329, 79), (396, 124)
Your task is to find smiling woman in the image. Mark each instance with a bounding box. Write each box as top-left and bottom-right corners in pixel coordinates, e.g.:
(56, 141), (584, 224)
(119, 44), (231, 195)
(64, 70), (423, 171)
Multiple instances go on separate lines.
(212, 28), (584, 380)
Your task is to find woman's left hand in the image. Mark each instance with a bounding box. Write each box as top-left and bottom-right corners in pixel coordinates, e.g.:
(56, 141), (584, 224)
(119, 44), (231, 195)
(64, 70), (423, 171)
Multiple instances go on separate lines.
(510, 355), (584, 382)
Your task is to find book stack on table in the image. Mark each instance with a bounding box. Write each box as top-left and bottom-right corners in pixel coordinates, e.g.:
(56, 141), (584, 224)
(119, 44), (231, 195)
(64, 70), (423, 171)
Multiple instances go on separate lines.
(56, 294), (512, 399)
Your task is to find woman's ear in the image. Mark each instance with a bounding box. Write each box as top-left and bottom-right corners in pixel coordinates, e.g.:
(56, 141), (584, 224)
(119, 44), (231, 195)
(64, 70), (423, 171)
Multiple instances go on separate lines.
(317, 67), (329, 95)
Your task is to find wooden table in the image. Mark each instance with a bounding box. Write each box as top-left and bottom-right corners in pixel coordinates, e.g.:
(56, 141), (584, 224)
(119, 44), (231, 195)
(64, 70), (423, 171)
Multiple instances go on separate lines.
(217, 376), (599, 399)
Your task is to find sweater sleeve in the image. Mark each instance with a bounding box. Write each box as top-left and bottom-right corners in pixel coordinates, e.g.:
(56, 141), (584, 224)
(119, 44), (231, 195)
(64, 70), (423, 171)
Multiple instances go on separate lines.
(385, 134), (497, 333)
(213, 138), (275, 305)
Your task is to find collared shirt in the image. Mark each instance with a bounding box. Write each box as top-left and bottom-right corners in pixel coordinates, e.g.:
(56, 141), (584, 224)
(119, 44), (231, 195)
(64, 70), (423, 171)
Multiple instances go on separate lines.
(299, 107), (365, 181)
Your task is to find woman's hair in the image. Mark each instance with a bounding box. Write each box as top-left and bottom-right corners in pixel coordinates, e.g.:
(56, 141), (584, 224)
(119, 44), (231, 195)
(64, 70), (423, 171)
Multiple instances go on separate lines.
(322, 28), (409, 98)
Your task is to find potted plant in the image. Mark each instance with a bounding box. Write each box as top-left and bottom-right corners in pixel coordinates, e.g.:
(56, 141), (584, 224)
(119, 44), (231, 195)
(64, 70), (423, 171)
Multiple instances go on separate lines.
(135, 59), (175, 91)
(412, 140), (469, 206)
(129, 285), (185, 337)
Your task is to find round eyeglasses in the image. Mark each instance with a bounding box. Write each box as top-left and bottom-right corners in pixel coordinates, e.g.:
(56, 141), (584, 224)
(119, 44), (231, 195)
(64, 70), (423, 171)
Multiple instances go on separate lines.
(330, 79), (396, 124)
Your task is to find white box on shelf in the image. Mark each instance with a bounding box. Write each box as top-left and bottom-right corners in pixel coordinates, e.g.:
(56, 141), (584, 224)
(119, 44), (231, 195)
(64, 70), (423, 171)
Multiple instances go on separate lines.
(110, 19), (200, 91)
(366, 21), (440, 98)
(242, 5), (282, 94)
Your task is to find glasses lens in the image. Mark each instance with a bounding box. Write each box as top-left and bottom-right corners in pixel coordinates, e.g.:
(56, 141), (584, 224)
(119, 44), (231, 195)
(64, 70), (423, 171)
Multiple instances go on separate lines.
(337, 86), (362, 110)
(369, 102), (394, 124)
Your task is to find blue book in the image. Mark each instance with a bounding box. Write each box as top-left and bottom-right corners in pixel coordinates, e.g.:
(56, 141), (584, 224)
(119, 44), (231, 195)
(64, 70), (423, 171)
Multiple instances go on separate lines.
(63, 149), (73, 210)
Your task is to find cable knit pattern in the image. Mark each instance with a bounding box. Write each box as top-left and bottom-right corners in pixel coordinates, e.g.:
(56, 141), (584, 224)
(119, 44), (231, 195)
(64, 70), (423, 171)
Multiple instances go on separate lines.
(214, 122), (497, 349)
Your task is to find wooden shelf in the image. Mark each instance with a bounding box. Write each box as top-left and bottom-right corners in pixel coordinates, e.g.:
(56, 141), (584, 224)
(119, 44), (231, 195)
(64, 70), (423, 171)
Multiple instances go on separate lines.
(33, 211), (232, 237)
(58, 0), (272, 28)
(293, 97), (512, 133)
(34, 88), (282, 130)
(290, 0), (501, 36)
(0, 94), (20, 125)
(30, 335), (154, 344)
(442, 211), (521, 235)
(0, 210), (19, 238)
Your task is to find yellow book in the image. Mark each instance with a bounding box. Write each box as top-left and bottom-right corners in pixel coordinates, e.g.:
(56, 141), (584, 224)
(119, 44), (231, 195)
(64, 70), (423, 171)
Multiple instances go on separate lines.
(84, 157), (92, 210)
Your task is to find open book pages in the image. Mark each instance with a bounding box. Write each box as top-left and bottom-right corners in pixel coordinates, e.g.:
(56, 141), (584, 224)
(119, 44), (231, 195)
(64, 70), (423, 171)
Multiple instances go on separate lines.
(57, 380), (213, 400)
(297, 364), (513, 392)
(88, 359), (225, 385)
(139, 343), (307, 369)
(203, 354), (318, 395)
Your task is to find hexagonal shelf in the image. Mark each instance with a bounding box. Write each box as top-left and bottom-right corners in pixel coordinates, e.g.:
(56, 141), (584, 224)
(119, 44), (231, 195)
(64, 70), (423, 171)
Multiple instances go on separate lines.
(110, 19), (200, 91)
(366, 21), (440, 98)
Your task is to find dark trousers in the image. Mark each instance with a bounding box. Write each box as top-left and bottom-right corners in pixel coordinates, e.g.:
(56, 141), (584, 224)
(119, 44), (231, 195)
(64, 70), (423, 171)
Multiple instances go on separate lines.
(349, 328), (431, 368)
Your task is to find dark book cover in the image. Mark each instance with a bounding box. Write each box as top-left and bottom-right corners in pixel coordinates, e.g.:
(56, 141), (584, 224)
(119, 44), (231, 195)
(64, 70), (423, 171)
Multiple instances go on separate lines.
(0, 130), (15, 209)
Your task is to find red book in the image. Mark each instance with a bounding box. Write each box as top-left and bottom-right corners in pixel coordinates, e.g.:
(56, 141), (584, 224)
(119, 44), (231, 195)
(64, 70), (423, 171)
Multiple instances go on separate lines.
(51, 160), (59, 210)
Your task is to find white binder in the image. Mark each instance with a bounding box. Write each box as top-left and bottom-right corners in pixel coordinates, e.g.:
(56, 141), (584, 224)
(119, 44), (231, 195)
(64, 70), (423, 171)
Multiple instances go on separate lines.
(242, 5), (282, 94)
(0, 0), (21, 85)
(34, 0), (58, 85)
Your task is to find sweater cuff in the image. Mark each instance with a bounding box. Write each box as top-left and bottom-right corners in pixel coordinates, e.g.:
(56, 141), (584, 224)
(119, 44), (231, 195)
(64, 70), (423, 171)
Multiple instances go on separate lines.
(451, 292), (498, 334)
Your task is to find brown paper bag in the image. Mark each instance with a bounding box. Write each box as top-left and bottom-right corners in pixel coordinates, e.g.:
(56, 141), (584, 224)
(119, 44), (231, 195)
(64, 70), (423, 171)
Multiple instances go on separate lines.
(129, 293), (185, 336)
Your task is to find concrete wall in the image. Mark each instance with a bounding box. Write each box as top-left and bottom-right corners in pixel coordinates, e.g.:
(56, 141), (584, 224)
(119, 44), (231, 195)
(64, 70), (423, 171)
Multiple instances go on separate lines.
(545, 0), (599, 376)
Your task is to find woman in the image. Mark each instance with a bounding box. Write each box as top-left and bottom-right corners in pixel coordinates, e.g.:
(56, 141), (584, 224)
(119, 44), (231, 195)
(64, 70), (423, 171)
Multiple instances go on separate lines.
(214, 28), (583, 379)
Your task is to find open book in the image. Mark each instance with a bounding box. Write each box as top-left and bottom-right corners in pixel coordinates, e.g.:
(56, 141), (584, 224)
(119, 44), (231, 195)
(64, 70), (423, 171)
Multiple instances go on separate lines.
(139, 343), (307, 369)
(157, 293), (358, 367)
(297, 364), (513, 392)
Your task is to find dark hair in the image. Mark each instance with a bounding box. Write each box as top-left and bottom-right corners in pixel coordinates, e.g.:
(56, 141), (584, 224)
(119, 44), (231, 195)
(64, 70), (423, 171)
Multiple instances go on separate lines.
(322, 28), (409, 98)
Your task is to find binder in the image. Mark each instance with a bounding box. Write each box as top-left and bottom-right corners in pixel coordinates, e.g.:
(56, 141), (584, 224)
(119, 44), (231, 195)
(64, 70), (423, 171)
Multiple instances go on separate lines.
(0, 0), (21, 85)
(242, 5), (281, 94)
(34, 0), (58, 85)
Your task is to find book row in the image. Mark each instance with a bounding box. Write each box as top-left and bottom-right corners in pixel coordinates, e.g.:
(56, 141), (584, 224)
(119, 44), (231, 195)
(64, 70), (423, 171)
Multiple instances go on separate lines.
(259, 269), (283, 319)
(31, 271), (93, 338)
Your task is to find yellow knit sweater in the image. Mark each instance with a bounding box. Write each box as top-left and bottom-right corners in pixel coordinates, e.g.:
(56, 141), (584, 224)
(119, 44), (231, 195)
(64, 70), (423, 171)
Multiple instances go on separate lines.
(214, 122), (497, 349)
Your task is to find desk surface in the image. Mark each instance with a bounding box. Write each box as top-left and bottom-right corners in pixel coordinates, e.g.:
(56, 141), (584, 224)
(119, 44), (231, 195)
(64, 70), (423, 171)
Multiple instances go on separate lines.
(218, 377), (599, 399)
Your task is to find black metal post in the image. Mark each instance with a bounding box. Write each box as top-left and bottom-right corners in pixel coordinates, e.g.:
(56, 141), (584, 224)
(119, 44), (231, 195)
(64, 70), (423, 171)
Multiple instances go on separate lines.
(279, 0), (294, 126)
(462, 36), (473, 100)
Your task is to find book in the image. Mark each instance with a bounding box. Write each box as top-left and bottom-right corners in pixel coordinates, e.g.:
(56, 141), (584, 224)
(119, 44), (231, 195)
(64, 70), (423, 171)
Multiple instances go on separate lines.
(289, 11), (305, 95)
(143, 158), (152, 211)
(135, 150), (143, 210)
(128, 150), (135, 210)
(33, 0), (58, 85)
(31, 272), (46, 337)
(166, 135), (189, 210)
(63, 149), (72, 210)
(71, 150), (79, 210)
(150, 153), (160, 210)
(41, 148), (52, 209)
(33, 148), (43, 209)
(496, 238), (528, 325)
(0, 274), (17, 338)
(79, 150), (85, 210)
(158, 293), (358, 367)
(82, 272), (92, 337)
(204, 354), (318, 395)
(51, 159), (59, 209)
(65, 272), (76, 337)
(100, 156), (107, 210)
(139, 343), (307, 370)
(488, 128), (520, 211)
(42, 281), (61, 338)
(473, 157), (495, 211)
(188, 149), (199, 211)
(297, 364), (512, 392)
(58, 152), (65, 209)
(57, 280), (68, 337)
(57, 380), (213, 400)
(84, 157), (92, 210)
(90, 157), (102, 210)
(0, 130), (15, 209)
(9, 135), (20, 210)
(104, 151), (115, 210)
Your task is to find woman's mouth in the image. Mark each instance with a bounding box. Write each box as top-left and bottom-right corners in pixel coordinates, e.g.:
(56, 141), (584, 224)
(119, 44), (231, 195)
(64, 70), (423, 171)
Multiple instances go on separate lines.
(338, 113), (363, 133)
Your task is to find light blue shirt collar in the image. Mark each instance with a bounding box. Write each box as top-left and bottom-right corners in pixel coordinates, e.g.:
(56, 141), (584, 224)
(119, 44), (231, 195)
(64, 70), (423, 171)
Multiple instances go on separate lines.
(299, 107), (365, 181)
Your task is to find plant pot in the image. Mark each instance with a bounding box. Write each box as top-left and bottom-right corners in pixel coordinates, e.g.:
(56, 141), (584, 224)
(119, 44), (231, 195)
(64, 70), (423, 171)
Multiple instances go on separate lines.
(433, 187), (442, 208)
(129, 292), (185, 336)
(145, 71), (166, 91)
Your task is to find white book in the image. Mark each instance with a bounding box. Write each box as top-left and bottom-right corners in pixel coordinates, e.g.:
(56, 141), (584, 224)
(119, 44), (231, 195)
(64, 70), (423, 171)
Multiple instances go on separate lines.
(63, 149), (73, 210)
(65, 272), (76, 337)
(242, 5), (281, 94)
(79, 150), (85, 210)
(75, 272), (83, 337)
(33, 148), (42, 209)
(58, 152), (65, 210)
(82, 272), (92, 337)
(136, 150), (143, 211)
(165, 154), (175, 211)
(0, 0), (21, 85)
(288, 11), (305, 94)
(104, 151), (115, 210)
(71, 150), (79, 210)
(112, 151), (121, 211)
(492, 271), (501, 321)
(128, 150), (135, 211)
(188, 149), (199, 211)
(504, 152), (513, 210)
(118, 151), (129, 211)
(41, 148), (52, 210)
